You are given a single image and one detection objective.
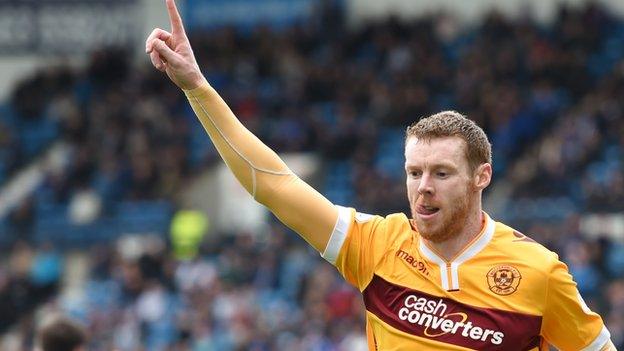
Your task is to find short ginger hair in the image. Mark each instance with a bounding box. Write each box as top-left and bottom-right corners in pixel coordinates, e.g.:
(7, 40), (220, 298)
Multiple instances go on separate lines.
(405, 111), (492, 172)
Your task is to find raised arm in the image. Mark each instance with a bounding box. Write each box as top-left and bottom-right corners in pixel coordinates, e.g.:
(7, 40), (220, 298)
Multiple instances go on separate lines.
(145, 0), (338, 253)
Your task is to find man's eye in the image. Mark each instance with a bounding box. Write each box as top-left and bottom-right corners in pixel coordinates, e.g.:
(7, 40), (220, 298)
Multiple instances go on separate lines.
(437, 172), (447, 178)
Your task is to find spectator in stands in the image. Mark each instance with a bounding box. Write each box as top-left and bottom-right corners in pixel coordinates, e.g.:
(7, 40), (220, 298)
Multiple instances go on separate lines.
(35, 315), (86, 351)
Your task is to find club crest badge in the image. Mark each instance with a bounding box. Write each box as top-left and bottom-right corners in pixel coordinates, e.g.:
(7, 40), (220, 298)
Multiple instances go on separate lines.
(487, 265), (521, 296)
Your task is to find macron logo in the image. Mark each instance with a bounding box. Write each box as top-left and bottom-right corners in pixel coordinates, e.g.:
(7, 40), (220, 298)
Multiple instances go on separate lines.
(396, 250), (429, 275)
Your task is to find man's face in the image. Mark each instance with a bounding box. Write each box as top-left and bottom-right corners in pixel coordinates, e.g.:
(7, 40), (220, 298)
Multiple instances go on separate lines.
(404, 136), (484, 243)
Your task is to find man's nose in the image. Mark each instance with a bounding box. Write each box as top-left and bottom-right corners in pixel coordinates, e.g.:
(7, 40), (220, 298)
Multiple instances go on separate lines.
(417, 174), (434, 195)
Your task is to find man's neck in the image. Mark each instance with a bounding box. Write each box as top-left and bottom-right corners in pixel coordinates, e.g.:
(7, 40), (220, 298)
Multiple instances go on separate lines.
(423, 210), (485, 262)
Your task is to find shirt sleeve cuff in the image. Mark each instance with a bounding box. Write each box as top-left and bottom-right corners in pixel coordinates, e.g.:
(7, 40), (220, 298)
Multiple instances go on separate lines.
(581, 326), (611, 351)
(321, 205), (351, 265)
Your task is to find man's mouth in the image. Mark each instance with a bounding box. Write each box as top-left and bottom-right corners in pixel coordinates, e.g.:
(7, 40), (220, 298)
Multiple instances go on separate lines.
(416, 205), (440, 216)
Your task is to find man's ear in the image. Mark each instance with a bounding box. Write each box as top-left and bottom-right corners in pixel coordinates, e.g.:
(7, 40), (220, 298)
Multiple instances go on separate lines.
(474, 163), (492, 190)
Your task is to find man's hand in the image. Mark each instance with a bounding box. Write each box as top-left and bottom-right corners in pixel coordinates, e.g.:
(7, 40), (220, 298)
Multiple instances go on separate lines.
(145, 0), (205, 90)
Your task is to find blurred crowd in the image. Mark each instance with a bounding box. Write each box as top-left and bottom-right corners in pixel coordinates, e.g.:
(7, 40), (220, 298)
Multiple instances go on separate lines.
(1, 0), (624, 349)
(2, 228), (367, 351)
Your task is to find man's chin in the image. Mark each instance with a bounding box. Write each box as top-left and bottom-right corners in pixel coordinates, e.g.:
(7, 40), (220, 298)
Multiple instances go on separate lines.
(419, 230), (448, 243)
(415, 221), (457, 243)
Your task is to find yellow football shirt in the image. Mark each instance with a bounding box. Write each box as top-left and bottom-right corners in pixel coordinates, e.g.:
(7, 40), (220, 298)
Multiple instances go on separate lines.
(322, 206), (611, 351)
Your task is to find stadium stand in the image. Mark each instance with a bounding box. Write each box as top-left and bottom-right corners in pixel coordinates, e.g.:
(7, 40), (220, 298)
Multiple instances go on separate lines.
(0, 1), (623, 350)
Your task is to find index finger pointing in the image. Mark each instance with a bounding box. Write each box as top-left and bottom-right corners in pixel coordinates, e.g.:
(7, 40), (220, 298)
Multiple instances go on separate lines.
(166, 0), (186, 35)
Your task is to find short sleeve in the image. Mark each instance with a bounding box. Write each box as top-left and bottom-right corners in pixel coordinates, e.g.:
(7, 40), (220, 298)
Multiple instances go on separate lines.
(541, 256), (610, 351)
(321, 205), (389, 291)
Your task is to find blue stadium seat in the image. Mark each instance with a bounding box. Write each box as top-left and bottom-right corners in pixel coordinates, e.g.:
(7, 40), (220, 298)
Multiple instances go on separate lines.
(375, 128), (405, 180)
(0, 218), (10, 247)
(17, 115), (58, 158)
(114, 200), (174, 234)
